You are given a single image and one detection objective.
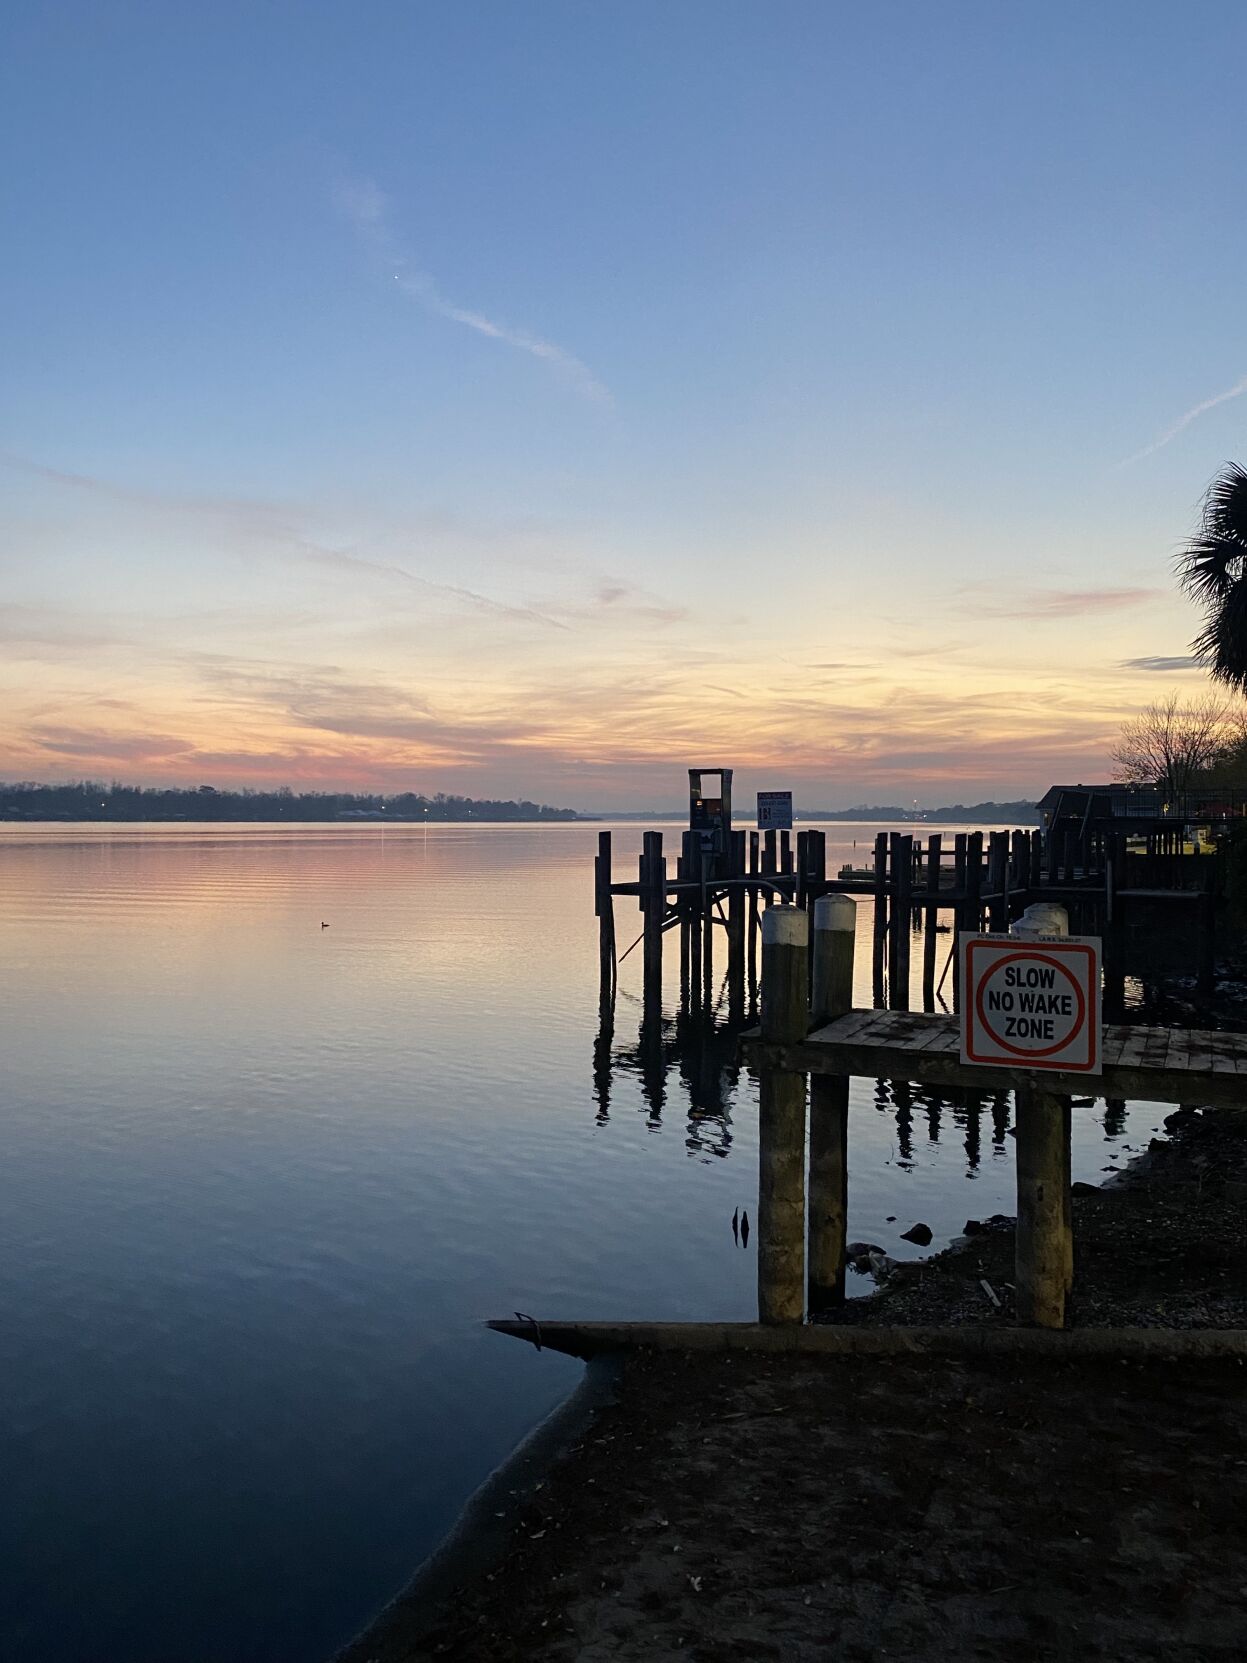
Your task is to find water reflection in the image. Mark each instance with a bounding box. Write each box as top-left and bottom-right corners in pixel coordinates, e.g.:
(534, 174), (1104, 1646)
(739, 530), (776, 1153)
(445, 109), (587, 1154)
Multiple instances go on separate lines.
(598, 980), (745, 1159)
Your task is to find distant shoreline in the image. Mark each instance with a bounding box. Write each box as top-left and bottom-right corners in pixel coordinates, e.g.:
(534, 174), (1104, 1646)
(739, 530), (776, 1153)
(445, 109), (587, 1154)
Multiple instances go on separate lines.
(0, 813), (596, 825)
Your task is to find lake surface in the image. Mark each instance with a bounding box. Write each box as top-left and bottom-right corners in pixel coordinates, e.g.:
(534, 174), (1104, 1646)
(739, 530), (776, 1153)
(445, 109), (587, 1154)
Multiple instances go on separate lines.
(0, 823), (1163, 1662)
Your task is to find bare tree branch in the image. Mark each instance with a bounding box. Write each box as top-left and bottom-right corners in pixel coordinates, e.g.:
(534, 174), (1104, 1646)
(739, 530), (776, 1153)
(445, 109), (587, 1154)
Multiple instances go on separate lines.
(1110, 693), (1237, 795)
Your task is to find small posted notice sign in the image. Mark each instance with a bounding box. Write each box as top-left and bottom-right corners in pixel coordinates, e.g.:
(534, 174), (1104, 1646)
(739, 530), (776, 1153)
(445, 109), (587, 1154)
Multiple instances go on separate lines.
(960, 933), (1102, 1074)
(757, 791), (793, 830)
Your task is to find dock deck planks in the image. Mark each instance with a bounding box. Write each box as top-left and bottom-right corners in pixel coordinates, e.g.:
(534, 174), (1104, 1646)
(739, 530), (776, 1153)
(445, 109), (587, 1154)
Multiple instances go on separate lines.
(743, 1009), (1245, 1107)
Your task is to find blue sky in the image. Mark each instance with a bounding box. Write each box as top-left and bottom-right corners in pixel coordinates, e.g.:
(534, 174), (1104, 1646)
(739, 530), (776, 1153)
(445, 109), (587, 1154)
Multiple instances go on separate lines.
(2, 2), (1245, 807)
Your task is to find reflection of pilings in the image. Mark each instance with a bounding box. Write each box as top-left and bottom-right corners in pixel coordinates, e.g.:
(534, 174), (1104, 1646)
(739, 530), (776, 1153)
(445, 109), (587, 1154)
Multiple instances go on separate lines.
(808, 895), (854, 1312)
(922, 1090), (941, 1144)
(638, 1005), (667, 1123)
(959, 1089), (982, 1171)
(1103, 1097), (1126, 1139)
(593, 985), (615, 1124)
(991, 1092), (1010, 1149)
(758, 907), (808, 1325)
(892, 1079), (915, 1165)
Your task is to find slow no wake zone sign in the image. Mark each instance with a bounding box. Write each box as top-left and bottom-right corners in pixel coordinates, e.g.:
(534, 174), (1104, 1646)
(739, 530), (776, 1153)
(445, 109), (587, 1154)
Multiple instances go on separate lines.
(960, 934), (1102, 1074)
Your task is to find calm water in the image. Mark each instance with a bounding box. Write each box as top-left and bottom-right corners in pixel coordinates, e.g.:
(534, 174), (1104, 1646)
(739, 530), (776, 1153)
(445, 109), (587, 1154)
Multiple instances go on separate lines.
(0, 823), (1162, 1662)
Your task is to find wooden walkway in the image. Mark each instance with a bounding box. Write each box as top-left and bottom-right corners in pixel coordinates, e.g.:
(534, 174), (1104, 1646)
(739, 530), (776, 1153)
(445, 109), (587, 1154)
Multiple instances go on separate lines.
(743, 1009), (1246, 1108)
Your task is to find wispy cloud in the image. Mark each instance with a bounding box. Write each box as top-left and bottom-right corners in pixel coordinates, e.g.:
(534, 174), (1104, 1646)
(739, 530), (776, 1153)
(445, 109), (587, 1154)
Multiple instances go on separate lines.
(334, 172), (611, 405)
(961, 585), (1160, 620)
(1119, 654), (1203, 672)
(1119, 374), (1247, 467)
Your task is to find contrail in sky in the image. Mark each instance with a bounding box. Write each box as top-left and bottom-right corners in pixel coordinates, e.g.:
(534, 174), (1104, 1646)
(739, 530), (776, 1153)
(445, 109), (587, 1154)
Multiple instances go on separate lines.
(1119, 373), (1247, 466)
(334, 173), (611, 405)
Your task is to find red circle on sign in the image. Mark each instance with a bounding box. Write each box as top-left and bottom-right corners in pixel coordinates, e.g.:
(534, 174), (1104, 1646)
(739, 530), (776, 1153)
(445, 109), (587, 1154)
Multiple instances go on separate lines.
(973, 949), (1087, 1060)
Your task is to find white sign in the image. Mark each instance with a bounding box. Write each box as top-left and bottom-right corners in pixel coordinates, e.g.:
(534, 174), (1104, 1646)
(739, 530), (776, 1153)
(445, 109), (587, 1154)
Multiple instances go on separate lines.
(757, 791), (793, 830)
(960, 933), (1101, 1074)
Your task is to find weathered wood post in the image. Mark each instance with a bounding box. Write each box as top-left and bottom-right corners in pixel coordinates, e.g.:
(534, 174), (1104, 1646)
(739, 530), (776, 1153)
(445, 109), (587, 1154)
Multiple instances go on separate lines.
(762, 828), (778, 883)
(641, 830), (666, 1009)
(727, 828), (746, 1015)
(888, 832), (913, 1010)
(951, 832), (968, 1010)
(871, 832), (888, 1001)
(1014, 1087), (1070, 1328)
(1030, 827), (1044, 890)
(987, 831), (1008, 932)
(758, 906), (809, 1324)
(747, 830), (760, 995)
(594, 830), (615, 999)
(922, 832), (942, 1010)
(808, 894), (855, 1310)
(1010, 828), (1027, 898)
(965, 831), (984, 931)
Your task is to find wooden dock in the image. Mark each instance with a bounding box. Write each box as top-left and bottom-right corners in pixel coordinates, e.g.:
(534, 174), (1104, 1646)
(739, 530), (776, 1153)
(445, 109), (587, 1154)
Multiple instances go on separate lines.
(589, 809), (1238, 1336)
(743, 905), (1246, 1334)
(595, 820), (1222, 1015)
(743, 1008), (1245, 1108)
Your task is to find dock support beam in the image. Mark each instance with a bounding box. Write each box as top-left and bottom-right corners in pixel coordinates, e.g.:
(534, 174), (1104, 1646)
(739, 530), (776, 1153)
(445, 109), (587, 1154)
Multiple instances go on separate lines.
(758, 907), (808, 1325)
(808, 895), (854, 1312)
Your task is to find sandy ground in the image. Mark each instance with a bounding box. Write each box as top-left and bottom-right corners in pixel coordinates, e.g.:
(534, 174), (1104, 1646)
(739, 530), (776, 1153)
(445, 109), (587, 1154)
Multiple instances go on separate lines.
(341, 1108), (1247, 1663)
(345, 1349), (1246, 1662)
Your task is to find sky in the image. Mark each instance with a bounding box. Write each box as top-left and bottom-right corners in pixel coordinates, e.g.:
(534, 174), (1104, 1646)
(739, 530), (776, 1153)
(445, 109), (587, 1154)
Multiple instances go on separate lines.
(3, 1), (1246, 811)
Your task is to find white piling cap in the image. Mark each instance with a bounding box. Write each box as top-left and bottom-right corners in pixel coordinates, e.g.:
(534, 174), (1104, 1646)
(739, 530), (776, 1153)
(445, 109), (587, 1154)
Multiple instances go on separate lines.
(814, 893), (856, 931)
(762, 904), (809, 946)
(1011, 901), (1070, 939)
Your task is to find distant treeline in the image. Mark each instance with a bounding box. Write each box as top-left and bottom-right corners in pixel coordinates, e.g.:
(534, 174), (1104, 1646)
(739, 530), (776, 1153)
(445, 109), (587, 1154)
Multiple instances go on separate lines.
(0, 781), (582, 822)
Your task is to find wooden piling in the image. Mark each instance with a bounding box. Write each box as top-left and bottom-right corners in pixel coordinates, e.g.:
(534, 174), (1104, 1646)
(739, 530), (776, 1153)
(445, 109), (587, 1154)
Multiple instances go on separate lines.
(727, 828), (746, 1008)
(965, 831), (984, 931)
(758, 907), (808, 1324)
(762, 828), (777, 873)
(922, 832), (941, 1010)
(594, 830), (614, 997)
(808, 895), (854, 1310)
(871, 832), (888, 1002)
(987, 831), (1008, 932)
(1013, 1086), (1070, 1328)
(748, 830), (760, 994)
(641, 831), (665, 1007)
(888, 832), (912, 1010)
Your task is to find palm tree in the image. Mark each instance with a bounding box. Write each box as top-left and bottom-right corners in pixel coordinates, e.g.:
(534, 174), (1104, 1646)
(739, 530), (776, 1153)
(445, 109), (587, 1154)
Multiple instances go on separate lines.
(1178, 463), (1247, 693)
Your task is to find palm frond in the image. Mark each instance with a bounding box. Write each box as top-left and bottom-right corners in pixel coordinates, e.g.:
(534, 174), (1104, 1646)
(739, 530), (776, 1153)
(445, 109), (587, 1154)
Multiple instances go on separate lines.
(1201, 461), (1247, 545)
(1177, 533), (1245, 601)
(1191, 572), (1247, 693)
